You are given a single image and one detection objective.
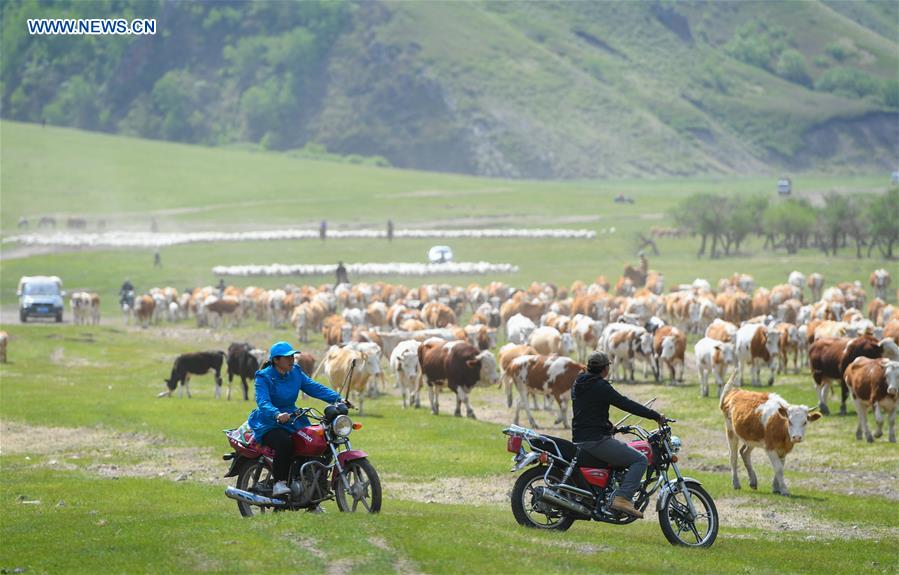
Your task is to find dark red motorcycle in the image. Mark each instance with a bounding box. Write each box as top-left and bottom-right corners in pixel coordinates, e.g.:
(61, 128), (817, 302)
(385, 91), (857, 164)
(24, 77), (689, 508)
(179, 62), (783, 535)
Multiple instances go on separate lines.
(503, 418), (718, 547)
(223, 403), (381, 515)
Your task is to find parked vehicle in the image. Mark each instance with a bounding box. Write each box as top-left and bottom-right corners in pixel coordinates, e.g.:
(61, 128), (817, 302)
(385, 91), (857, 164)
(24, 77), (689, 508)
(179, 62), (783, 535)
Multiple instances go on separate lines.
(17, 275), (65, 323)
(223, 402), (381, 516)
(503, 418), (718, 547)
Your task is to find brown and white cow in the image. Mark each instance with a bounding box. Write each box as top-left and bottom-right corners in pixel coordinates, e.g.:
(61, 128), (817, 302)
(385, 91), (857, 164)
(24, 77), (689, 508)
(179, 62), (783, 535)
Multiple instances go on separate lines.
(508, 354), (585, 429)
(652, 325), (686, 384)
(844, 357), (899, 443)
(464, 323), (496, 351)
(705, 318), (738, 343)
(870, 269), (892, 301)
(734, 323), (780, 386)
(528, 326), (574, 357)
(720, 380), (821, 496)
(808, 335), (884, 415)
(499, 343), (538, 408)
(135, 294), (156, 329)
(419, 339), (498, 418)
(807, 273), (824, 302)
(773, 322), (801, 374)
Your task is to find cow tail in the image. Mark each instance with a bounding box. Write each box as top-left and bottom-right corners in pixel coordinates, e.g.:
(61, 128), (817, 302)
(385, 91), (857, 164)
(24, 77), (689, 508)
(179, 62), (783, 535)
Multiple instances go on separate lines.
(719, 370), (738, 409)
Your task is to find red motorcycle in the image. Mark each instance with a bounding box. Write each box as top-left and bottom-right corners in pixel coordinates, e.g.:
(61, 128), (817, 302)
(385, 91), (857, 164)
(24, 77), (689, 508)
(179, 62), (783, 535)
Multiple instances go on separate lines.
(503, 418), (718, 547)
(223, 403), (381, 515)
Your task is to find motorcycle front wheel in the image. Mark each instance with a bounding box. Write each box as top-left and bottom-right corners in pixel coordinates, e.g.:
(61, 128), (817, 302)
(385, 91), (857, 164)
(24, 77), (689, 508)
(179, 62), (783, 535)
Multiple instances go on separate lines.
(335, 458), (382, 513)
(235, 459), (273, 517)
(510, 465), (576, 531)
(657, 481), (718, 548)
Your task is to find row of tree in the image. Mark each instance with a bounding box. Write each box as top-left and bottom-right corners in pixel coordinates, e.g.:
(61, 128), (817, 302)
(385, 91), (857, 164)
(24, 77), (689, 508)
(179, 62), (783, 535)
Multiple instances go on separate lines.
(670, 188), (899, 259)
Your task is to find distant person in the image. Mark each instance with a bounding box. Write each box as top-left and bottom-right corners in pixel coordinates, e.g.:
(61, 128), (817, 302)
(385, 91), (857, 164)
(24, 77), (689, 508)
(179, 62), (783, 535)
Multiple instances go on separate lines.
(320, 220), (327, 241)
(154, 251), (162, 267)
(151, 218), (159, 233)
(335, 261), (349, 286)
(119, 278), (135, 307)
(217, 278), (226, 296)
(387, 219), (394, 242)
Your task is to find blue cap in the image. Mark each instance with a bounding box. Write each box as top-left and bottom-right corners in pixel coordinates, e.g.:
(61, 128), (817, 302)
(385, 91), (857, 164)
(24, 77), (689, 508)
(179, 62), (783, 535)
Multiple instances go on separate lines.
(269, 341), (299, 359)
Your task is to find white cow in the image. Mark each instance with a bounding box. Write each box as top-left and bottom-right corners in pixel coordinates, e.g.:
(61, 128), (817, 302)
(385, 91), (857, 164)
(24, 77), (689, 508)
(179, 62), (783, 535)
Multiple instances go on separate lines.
(695, 337), (736, 397)
(506, 313), (537, 345)
(389, 340), (421, 409)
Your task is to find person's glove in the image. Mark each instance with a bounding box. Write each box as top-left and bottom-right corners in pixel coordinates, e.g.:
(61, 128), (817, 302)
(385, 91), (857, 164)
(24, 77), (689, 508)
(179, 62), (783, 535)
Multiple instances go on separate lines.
(343, 398), (355, 409)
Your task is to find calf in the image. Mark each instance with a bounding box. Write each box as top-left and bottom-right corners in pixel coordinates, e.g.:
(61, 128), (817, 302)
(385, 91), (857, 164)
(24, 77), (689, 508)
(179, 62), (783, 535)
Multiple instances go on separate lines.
(808, 335), (884, 415)
(735, 323), (780, 386)
(509, 354), (585, 429)
(225, 343), (262, 401)
(694, 337), (736, 397)
(390, 340), (422, 409)
(843, 357), (899, 443)
(135, 295), (155, 329)
(159, 351), (225, 398)
(720, 380), (821, 496)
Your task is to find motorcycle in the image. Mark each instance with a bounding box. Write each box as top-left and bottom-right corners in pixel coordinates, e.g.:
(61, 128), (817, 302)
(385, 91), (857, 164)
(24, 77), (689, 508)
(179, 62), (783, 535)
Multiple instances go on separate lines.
(223, 402), (381, 516)
(502, 415), (718, 547)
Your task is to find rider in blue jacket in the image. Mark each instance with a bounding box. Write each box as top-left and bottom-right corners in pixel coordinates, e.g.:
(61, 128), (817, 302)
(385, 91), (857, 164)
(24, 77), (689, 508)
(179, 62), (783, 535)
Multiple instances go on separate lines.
(248, 341), (346, 496)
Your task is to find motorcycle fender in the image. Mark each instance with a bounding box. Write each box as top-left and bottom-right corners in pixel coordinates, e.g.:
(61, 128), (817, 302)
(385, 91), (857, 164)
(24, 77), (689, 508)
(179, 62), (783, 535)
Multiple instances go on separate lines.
(223, 454), (247, 478)
(337, 450), (368, 466)
(511, 451), (541, 472)
(655, 477), (702, 512)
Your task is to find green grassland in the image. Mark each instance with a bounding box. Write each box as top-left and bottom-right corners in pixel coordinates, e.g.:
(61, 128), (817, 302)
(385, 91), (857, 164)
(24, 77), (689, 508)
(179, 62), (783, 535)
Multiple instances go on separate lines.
(1, 122), (898, 573)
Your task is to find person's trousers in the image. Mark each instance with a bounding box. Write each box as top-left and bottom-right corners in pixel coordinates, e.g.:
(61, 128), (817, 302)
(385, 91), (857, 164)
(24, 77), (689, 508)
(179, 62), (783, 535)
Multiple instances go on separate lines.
(577, 437), (647, 501)
(260, 428), (293, 481)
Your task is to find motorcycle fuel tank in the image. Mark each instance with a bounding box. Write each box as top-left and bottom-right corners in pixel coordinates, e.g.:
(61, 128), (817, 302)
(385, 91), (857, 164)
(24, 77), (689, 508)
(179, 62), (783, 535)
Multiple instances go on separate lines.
(292, 425), (327, 456)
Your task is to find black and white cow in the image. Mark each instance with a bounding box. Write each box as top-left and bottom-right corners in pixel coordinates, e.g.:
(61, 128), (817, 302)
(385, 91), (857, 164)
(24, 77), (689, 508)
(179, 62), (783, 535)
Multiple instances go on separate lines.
(159, 351), (226, 398)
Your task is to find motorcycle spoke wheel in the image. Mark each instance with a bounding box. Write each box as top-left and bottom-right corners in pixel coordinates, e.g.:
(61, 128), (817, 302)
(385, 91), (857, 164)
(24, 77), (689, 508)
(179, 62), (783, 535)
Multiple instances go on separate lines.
(658, 482), (718, 548)
(335, 459), (382, 513)
(510, 466), (576, 531)
(235, 460), (273, 517)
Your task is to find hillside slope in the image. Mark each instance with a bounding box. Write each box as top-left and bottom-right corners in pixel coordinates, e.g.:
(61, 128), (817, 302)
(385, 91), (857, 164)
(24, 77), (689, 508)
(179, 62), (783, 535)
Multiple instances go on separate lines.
(2, 0), (896, 178)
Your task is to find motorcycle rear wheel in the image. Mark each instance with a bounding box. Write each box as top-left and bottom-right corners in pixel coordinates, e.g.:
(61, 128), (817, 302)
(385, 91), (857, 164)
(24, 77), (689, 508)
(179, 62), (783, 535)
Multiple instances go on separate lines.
(511, 466), (576, 531)
(657, 481), (718, 547)
(335, 458), (382, 513)
(235, 459), (273, 517)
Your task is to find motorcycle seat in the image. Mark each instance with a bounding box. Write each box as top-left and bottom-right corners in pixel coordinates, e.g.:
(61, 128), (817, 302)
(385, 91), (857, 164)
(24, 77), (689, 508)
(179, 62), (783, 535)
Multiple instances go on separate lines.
(529, 435), (610, 468)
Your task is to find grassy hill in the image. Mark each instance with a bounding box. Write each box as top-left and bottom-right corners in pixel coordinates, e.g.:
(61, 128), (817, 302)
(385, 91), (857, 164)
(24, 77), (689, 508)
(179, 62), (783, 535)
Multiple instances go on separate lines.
(2, 0), (896, 178)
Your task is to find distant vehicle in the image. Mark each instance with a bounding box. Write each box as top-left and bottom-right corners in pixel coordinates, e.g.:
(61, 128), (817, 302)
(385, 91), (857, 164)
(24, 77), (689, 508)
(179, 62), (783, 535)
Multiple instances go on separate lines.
(777, 177), (792, 195)
(613, 194), (635, 204)
(891, 170), (899, 185)
(428, 245), (453, 263)
(17, 275), (65, 323)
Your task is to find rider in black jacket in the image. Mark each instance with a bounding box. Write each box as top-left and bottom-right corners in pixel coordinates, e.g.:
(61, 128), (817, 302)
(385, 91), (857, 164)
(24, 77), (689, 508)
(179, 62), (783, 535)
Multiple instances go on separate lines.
(572, 351), (665, 519)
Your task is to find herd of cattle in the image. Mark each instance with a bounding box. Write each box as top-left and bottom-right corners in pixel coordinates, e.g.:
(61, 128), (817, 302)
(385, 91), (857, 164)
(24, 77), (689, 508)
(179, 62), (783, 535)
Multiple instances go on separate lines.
(154, 266), (897, 439)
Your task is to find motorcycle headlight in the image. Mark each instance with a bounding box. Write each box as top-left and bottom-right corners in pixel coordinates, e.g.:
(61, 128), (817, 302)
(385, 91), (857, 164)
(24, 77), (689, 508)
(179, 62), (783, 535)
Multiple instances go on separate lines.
(332, 414), (353, 438)
(670, 435), (682, 453)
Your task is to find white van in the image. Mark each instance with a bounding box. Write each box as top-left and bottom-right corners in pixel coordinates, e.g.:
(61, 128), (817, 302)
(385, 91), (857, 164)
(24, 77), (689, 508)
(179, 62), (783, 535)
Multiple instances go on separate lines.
(17, 275), (65, 322)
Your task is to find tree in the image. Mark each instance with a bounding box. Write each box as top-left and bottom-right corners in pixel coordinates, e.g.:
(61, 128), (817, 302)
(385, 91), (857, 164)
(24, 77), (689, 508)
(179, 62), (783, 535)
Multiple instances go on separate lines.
(817, 193), (852, 256)
(867, 188), (899, 258)
(762, 199), (815, 254)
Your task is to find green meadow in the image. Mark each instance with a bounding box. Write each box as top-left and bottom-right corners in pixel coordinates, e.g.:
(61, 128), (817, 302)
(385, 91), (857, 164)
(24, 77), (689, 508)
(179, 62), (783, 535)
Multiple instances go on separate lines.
(1, 122), (897, 573)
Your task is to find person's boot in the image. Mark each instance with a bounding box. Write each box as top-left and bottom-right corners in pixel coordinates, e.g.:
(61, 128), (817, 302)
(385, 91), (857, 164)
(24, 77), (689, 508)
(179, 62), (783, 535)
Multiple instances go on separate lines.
(272, 481), (290, 497)
(610, 496), (643, 519)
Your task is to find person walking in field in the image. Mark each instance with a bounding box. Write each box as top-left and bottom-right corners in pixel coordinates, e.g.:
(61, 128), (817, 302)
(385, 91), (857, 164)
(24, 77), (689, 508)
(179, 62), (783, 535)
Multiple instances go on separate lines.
(387, 219), (394, 242)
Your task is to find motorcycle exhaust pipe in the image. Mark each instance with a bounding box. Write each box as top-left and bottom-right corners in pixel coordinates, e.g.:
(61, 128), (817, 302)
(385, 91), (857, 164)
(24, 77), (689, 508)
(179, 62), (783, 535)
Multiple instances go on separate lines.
(536, 487), (592, 517)
(225, 486), (288, 507)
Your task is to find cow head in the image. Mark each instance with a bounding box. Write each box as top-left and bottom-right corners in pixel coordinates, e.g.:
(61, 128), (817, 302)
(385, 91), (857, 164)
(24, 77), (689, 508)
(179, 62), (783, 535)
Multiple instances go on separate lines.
(883, 360), (899, 397)
(718, 342), (736, 365)
(778, 405), (821, 443)
(472, 350), (499, 387)
(765, 327), (781, 356)
(878, 338), (899, 362)
(399, 349), (420, 378)
(560, 332), (575, 356)
(660, 336), (677, 361)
